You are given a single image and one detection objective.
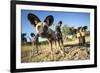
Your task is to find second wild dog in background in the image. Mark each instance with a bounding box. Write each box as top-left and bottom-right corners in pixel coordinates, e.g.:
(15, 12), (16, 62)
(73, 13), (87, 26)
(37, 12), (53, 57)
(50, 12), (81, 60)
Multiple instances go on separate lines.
(30, 33), (39, 54)
(55, 21), (65, 56)
(76, 26), (88, 46)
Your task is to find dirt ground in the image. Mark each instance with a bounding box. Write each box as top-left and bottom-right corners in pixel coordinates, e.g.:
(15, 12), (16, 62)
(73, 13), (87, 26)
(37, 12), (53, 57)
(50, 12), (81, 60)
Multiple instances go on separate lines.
(21, 38), (90, 63)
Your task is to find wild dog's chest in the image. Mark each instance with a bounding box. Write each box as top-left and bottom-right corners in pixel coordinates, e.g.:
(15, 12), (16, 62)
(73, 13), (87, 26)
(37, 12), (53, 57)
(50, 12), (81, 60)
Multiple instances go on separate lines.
(32, 36), (38, 42)
(55, 25), (61, 33)
(47, 29), (56, 39)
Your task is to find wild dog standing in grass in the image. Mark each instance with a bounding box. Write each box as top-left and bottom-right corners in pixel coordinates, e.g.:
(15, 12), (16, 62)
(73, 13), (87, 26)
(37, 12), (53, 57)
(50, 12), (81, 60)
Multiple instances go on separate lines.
(21, 33), (27, 45)
(77, 27), (83, 46)
(76, 26), (87, 46)
(27, 13), (64, 60)
(80, 26), (88, 45)
(55, 21), (65, 56)
(30, 33), (39, 54)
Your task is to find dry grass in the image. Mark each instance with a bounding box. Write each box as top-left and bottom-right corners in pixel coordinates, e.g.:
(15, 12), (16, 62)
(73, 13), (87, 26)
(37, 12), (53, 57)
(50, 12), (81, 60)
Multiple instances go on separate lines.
(21, 37), (90, 63)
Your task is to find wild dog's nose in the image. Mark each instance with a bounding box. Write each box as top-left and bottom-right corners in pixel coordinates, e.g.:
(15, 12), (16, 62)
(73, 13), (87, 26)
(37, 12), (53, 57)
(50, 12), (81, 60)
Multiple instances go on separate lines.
(39, 25), (48, 34)
(43, 25), (48, 31)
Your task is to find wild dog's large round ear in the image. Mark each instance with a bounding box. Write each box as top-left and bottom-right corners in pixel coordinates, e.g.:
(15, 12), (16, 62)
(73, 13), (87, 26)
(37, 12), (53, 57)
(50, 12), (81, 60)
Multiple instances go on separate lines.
(44, 15), (54, 26)
(58, 21), (62, 24)
(83, 26), (88, 30)
(30, 33), (35, 37)
(27, 13), (41, 27)
(58, 21), (63, 27)
(78, 27), (81, 30)
(73, 29), (77, 34)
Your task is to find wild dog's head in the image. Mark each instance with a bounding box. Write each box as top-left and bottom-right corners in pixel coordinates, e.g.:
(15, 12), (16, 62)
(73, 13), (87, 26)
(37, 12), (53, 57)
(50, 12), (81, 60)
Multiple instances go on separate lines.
(55, 21), (62, 32)
(27, 13), (54, 37)
(73, 27), (83, 35)
(78, 26), (88, 32)
(58, 21), (62, 27)
(30, 33), (35, 37)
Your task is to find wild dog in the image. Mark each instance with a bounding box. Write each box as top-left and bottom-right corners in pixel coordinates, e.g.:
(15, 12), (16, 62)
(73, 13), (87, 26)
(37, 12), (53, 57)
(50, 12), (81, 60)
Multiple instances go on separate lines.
(27, 13), (65, 60)
(76, 26), (87, 46)
(76, 27), (83, 46)
(21, 33), (27, 45)
(80, 26), (87, 45)
(55, 21), (65, 56)
(30, 33), (39, 54)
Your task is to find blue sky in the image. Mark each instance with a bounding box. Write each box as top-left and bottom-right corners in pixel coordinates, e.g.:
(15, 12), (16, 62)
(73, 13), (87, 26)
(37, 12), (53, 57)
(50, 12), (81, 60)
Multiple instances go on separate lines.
(21, 10), (90, 42)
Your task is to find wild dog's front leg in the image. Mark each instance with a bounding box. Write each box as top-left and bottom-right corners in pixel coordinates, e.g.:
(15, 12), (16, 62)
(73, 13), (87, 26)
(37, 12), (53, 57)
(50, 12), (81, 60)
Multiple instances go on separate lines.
(61, 39), (66, 57)
(54, 40), (58, 53)
(49, 40), (54, 61)
(36, 45), (38, 54)
(57, 40), (65, 57)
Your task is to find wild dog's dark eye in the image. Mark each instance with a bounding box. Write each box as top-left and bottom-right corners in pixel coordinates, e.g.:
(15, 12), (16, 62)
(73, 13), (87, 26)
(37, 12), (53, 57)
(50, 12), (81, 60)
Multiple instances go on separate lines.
(37, 26), (41, 30)
(43, 23), (48, 29)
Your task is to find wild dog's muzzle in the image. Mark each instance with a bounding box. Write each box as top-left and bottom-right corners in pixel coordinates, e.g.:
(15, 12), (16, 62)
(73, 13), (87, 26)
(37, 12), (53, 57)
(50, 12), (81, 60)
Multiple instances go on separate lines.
(38, 25), (49, 38)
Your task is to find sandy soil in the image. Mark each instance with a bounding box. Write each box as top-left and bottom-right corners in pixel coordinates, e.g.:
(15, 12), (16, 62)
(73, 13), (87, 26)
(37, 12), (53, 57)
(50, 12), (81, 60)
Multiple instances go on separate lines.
(21, 40), (90, 63)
